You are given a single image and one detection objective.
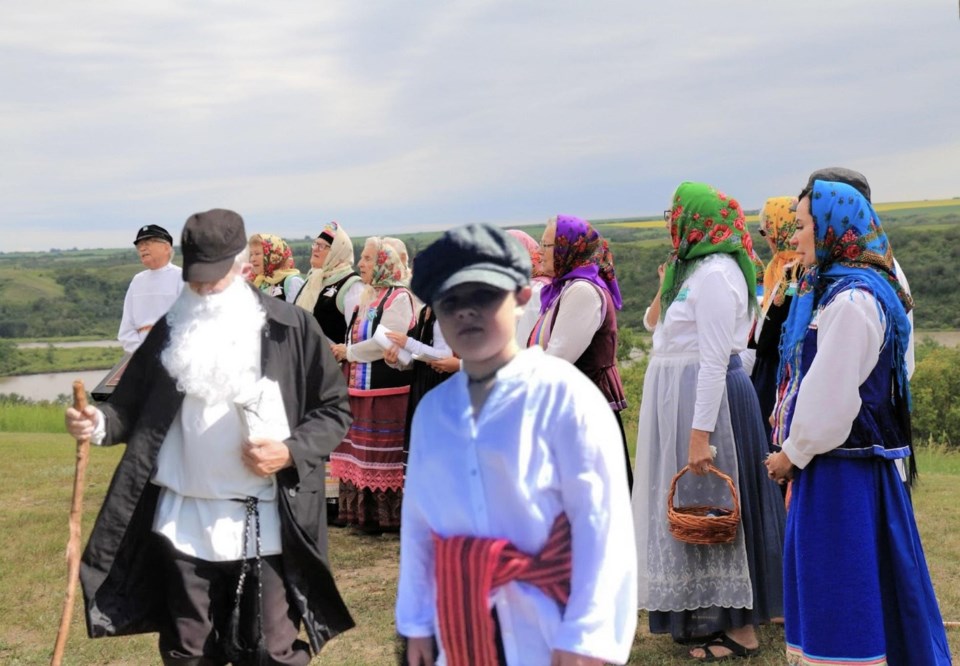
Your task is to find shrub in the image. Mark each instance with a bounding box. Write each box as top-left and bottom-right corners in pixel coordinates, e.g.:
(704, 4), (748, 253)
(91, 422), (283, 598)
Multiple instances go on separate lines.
(911, 346), (960, 446)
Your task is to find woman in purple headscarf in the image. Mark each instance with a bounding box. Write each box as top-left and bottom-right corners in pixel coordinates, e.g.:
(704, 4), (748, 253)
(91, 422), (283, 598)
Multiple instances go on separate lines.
(529, 215), (631, 489)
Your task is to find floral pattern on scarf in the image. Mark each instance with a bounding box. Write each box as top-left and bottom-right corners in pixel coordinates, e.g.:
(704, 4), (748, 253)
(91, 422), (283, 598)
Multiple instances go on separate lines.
(759, 196), (802, 310)
(660, 182), (760, 318)
(367, 238), (407, 290)
(506, 229), (548, 279)
(539, 215), (622, 315)
(252, 233), (301, 288)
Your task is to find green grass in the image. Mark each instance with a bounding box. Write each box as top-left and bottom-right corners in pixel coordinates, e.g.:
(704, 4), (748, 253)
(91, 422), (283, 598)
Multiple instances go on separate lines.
(0, 432), (956, 664)
(5, 347), (121, 376)
(0, 402), (66, 432)
(0, 268), (64, 307)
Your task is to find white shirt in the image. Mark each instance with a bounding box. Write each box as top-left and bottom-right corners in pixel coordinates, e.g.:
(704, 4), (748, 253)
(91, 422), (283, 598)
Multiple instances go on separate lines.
(396, 347), (637, 665)
(403, 320), (452, 360)
(117, 262), (183, 352)
(515, 278), (547, 347)
(781, 289), (886, 470)
(651, 254), (752, 432)
(536, 280), (604, 362)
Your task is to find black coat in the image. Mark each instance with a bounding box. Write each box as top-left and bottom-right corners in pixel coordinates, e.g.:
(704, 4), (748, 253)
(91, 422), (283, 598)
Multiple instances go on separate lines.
(79, 287), (355, 653)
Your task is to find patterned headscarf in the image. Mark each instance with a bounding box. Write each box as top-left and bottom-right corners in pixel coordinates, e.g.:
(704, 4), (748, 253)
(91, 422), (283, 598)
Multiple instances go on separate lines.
(382, 237), (412, 286)
(295, 221), (358, 314)
(771, 180), (913, 447)
(539, 215), (622, 314)
(759, 196), (802, 311)
(251, 233), (301, 288)
(506, 229), (549, 281)
(365, 237), (407, 290)
(659, 182), (760, 318)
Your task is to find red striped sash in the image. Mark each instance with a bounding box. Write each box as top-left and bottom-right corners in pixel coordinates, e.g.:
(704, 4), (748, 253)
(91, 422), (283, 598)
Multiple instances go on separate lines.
(432, 513), (572, 666)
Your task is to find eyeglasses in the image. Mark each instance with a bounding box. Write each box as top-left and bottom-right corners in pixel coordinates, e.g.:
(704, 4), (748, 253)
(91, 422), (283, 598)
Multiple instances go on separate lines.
(312, 240), (331, 251)
(541, 243), (555, 249)
(757, 228), (767, 237)
(663, 209), (672, 223)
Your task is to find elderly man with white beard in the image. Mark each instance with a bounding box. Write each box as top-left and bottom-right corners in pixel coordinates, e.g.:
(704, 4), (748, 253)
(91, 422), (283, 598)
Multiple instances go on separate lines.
(65, 209), (354, 666)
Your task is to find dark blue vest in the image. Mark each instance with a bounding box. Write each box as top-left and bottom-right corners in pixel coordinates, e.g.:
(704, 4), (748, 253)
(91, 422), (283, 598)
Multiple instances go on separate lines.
(796, 295), (911, 460)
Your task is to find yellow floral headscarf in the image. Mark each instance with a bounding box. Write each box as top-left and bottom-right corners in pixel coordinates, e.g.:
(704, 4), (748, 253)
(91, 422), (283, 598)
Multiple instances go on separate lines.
(759, 196), (801, 311)
(251, 233), (301, 288)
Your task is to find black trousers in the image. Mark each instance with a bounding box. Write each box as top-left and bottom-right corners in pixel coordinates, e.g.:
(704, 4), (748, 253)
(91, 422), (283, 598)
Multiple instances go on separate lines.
(158, 537), (310, 666)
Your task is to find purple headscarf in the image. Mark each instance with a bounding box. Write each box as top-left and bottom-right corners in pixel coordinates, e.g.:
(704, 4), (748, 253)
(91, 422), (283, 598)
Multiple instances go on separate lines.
(539, 215), (623, 314)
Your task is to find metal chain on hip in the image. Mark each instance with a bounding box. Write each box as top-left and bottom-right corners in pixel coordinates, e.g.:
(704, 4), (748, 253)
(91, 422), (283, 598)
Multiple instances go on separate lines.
(233, 496), (263, 651)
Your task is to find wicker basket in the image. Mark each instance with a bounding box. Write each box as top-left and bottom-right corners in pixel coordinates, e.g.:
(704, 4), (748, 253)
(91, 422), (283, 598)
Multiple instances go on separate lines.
(666, 464), (740, 545)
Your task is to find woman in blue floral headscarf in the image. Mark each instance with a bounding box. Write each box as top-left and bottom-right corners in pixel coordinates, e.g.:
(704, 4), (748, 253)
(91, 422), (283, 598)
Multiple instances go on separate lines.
(765, 181), (950, 665)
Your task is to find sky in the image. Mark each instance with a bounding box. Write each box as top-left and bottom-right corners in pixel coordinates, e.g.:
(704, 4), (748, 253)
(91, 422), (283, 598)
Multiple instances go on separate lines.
(2, 1), (958, 252)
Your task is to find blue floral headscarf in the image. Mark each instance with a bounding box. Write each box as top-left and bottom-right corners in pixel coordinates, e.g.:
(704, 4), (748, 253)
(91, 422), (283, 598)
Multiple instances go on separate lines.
(771, 180), (913, 446)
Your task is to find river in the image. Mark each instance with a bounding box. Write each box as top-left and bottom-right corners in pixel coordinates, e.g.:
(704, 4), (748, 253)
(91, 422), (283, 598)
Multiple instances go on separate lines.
(0, 370), (108, 402)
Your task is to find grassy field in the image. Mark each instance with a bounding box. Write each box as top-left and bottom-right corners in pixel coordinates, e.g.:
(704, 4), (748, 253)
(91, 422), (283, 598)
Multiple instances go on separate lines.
(4, 347), (121, 376)
(0, 434), (957, 664)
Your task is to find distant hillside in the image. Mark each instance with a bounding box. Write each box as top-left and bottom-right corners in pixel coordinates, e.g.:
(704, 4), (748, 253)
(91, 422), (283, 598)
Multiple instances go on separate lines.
(1, 198), (958, 339)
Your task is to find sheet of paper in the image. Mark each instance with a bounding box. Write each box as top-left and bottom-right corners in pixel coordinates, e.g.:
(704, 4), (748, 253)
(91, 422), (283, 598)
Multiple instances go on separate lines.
(372, 325), (413, 365)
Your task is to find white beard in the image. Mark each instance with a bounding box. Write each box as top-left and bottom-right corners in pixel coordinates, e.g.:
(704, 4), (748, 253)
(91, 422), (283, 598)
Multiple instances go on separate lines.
(161, 276), (266, 405)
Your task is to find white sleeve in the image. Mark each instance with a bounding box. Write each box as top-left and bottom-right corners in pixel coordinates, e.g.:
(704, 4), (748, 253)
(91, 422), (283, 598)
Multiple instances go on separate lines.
(642, 306), (658, 332)
(90, 407), (107, 446)
(347, 291), (416, 363)
(117, 284), (141, 353)
(404, 322), (453, 359)
(692, 271), (741, 432)
(551, 379), (637, 660)
(341, 281), (364, 327)
(396, 405), (437, 638)
(781, 290), (884, 469)
(544, 282), (604, 363)
(284, 276), (305, 304)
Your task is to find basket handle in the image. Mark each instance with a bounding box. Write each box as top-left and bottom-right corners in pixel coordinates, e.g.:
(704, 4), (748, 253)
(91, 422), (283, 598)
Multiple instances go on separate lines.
(667, 464), (741, 522)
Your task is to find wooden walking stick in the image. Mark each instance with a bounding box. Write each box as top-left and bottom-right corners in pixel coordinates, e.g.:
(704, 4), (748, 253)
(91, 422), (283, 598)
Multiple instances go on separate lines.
(51, 380), (91, 666)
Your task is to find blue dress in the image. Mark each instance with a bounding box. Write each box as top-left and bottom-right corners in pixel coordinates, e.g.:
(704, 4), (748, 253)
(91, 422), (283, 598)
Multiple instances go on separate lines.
(783, 295), (951, 665)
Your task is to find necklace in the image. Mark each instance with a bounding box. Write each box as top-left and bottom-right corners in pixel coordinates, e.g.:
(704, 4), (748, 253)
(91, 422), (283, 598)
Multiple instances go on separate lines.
(467, 368), (499, 385)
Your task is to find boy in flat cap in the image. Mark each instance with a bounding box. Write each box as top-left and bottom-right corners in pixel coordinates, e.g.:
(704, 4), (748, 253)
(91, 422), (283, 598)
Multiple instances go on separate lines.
(118, 224), (183, 352)
(67, 209), (354, 664)
(395, 224), (637, 666)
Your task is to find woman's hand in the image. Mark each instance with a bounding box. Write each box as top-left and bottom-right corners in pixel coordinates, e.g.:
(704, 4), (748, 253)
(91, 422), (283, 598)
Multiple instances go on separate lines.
(687, 428), (713, 475)
(330, 343), (347, 362)
(428, 356), (461, 374)
(405, 636), (435, 666)
(386, 330), (409, 348)
(765, 451), (794, 484)
(383, 344), (401, 365)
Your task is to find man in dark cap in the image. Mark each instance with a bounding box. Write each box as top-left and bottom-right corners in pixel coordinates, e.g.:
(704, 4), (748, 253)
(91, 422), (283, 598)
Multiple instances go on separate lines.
(67, 209), (354, 664)
(396, 224), (636, 666)
(118, 224), (183, 352)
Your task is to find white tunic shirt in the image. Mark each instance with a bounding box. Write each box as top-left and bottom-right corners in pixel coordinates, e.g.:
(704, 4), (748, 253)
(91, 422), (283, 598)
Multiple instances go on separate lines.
(396, 347), (637, 665)
(118, 262), (183, 352)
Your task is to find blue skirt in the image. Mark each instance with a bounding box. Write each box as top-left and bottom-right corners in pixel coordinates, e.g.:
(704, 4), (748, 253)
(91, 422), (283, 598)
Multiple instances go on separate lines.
(784, 456), (951, 665)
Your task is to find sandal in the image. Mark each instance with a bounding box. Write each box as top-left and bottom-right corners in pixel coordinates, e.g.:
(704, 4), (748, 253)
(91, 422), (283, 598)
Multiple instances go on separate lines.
(689, 633), (758, 661)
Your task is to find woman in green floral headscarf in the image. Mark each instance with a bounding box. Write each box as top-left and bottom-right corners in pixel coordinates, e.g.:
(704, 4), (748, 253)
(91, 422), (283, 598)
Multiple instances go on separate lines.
(632, 182), (785, 660)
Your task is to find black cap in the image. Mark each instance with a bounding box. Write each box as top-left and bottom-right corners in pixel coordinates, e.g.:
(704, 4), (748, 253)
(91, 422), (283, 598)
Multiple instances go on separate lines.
(800, 167), (871, 202)
(133, 224), (173, 246)
(411, 224), (531, 305)
(180, 209), (247, 282)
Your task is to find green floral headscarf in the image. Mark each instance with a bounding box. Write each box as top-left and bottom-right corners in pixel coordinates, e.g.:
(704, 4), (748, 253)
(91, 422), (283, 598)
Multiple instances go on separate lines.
(660, 181), (760, 318)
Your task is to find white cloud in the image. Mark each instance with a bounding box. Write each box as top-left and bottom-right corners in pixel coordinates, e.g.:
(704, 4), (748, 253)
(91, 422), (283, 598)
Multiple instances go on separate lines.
(1, 0), (958, 251)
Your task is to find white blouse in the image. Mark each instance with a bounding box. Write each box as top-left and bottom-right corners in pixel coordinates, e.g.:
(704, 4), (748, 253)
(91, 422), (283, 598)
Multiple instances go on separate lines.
(781, 289), (885, 470)
(537, 280), (604, 363)
(651, 254), (753, 432)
